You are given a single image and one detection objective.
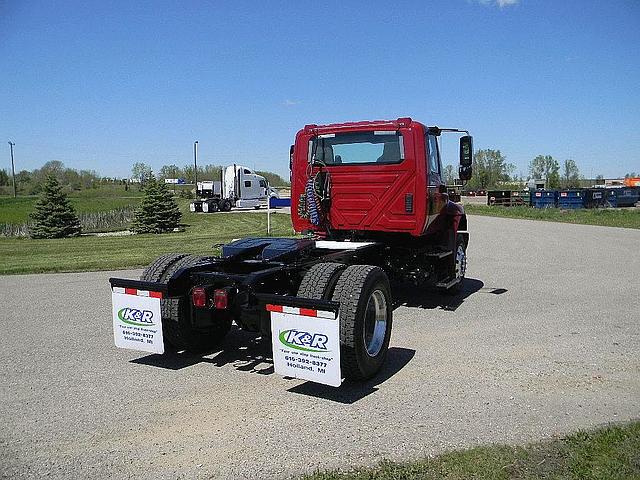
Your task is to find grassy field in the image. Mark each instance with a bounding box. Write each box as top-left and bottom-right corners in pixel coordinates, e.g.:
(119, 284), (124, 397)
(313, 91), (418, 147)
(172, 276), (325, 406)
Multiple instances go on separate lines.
(464, 204), (640, 229)
(0, 210), (294, 275)
(0, 189), (143, 225)
(304, 421), (640, 480)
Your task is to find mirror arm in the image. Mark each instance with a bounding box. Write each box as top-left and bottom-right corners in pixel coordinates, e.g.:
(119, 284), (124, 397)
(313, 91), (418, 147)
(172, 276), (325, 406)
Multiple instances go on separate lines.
(437, 128), (470, 136)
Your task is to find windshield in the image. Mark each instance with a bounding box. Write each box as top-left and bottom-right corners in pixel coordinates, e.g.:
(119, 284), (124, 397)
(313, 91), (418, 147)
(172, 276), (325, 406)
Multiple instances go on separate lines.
(309, 131), (404, 165)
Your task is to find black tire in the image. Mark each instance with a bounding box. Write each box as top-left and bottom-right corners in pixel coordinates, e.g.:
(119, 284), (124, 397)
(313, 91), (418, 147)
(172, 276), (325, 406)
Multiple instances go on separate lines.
(207, 200), (219, 213)
(297, 262), (346, 300)
(140, 253), (189, 282)
(140, 253), (189, 352)
(254, 205), (261, 210)
(442, 233), (468, 295)
(331, 265), (393, 381)
(221, 199), (232, 212)
(142, 254), (230, 353)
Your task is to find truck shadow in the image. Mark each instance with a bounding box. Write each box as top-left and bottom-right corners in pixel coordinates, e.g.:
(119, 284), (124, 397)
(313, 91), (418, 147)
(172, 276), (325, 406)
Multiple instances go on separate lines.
(131, 332), (415, 403)
(287, 347), (416, 403)
(130, 327), (272, 372)
(393, 278), (507, 312)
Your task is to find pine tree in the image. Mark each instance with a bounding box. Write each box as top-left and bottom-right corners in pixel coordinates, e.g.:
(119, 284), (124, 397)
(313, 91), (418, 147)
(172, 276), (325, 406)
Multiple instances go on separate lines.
(131, 177), (181, 234)
(29, 175), (81, 239)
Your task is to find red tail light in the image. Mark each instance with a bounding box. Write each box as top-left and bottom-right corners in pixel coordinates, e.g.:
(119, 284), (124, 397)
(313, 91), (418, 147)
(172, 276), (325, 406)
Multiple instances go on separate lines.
(213, 289), (228, 309)
(192, 287), (207, 308)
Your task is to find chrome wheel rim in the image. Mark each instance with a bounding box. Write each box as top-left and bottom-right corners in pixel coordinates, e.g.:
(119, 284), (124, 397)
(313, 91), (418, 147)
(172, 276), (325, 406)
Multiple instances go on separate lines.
(363, 289), (387, 357)
(455, 245), (467, 280)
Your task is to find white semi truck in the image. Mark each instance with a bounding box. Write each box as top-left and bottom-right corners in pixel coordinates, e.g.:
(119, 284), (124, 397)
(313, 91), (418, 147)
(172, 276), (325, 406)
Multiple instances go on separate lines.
(190, 165), (278, 213)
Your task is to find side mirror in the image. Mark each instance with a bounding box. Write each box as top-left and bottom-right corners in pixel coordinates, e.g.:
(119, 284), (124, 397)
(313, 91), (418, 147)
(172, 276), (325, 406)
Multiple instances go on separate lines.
(459, 135), (473, 181)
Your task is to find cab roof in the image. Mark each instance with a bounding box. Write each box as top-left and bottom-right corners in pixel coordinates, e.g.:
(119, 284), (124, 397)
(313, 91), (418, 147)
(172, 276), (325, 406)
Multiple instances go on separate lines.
(302, 117), (426, 134)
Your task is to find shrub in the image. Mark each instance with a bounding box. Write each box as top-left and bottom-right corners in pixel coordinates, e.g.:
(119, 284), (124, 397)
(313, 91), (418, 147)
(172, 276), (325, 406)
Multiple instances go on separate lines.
(29, 175), (81, 239)
(131, 177), (181, 234)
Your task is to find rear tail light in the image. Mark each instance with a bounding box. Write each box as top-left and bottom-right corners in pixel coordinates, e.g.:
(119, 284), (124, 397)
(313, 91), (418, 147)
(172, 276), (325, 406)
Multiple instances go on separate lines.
(192, 287), (207, 308)
(213, 289), (228, 309)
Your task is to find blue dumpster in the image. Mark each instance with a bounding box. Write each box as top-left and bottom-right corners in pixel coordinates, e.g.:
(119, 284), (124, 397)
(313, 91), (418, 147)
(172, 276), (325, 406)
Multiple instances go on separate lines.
(531, 190), (557, 208)
(606, 187), (639, 208)
(557, 190), (585, 209)
(584, 188), (607, 208)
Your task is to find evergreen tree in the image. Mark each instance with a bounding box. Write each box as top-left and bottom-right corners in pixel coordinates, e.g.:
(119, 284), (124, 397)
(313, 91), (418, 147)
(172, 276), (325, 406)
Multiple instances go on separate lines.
(29, 175), (81, 239)
(131, 177), (181, 233)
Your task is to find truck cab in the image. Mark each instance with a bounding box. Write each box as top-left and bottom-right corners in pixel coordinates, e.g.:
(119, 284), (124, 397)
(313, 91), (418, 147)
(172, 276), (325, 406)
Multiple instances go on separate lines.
(291, 118), (472, 240)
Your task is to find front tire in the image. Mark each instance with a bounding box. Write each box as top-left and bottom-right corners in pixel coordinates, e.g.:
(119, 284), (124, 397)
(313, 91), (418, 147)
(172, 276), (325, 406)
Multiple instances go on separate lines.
(331, 265), (393, 381)
(443, 233), (467, 295)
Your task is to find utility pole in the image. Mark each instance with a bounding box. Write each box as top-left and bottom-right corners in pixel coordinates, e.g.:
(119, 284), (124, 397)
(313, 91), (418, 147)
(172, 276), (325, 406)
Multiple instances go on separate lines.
(193, 140), (198, 199)
(8, 141), (16, 198)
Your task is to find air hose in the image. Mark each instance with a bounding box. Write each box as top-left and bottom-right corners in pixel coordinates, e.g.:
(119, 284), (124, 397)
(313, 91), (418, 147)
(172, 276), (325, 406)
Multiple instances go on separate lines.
(305, 177), (320, 225)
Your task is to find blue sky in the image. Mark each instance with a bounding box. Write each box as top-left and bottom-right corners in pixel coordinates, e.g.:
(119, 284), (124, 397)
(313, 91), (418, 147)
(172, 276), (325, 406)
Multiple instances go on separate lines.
(1, 0), (638, 179)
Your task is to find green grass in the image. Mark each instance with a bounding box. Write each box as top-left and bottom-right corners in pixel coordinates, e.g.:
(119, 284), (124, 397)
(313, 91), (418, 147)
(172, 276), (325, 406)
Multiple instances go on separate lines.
(0, 194), (142, 225)
(0, 209), (294, 274)
(303, 421), (640, 480)
(464, 204), (640, 229)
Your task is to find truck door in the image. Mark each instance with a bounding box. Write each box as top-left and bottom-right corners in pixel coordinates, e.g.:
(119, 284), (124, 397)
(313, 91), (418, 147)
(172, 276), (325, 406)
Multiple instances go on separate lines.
(425, 133), (449, 229)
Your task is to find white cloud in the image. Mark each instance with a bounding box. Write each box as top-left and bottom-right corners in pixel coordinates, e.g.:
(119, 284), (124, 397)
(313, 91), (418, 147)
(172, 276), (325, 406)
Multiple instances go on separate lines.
(474, 0), (520, 7)
(283, 99), (299, 106)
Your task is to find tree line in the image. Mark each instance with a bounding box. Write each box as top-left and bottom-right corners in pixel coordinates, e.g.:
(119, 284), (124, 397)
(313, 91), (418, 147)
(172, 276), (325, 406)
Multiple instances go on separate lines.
(442, 150), (631, 190)
(0, 161), (118, 195)
(0, 160), (290, 196)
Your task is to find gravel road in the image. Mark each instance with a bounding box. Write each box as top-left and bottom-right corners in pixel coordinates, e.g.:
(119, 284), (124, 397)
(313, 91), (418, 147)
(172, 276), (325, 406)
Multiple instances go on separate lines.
(1, 215), (638, 479)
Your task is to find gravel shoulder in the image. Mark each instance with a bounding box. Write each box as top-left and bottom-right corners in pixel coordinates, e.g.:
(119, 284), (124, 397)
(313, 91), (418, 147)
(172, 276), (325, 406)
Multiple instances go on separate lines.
(1, 215), (638, 479)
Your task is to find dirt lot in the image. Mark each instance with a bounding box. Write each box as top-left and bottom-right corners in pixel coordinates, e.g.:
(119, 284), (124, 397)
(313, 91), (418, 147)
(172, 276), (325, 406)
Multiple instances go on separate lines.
(1, 215), (638, 479)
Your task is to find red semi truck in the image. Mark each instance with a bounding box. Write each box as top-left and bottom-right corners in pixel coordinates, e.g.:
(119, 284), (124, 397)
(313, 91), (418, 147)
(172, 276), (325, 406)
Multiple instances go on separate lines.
(110, 118), (473, 386)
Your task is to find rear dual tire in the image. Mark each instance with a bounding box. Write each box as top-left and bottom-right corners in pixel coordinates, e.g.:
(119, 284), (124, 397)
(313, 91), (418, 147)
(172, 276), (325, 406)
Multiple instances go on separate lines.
(297, 263), (392, 381)
(205, 200), (219, 213)
(140, 254), (231, 353)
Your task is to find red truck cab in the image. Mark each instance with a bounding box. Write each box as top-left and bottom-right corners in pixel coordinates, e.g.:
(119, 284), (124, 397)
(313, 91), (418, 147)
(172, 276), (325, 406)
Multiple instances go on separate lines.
(291, 117), (471, 240)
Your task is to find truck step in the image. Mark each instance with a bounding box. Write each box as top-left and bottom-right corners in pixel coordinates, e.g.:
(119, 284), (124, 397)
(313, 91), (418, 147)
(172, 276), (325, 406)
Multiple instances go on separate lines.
(436, 278), (460, 289)
(426, 250), (453, 259)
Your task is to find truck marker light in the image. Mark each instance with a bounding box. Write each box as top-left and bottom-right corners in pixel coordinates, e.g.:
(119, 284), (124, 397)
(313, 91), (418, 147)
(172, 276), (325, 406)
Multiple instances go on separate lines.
(214, 289), (228, 309)
(192, 287), (207, 308)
